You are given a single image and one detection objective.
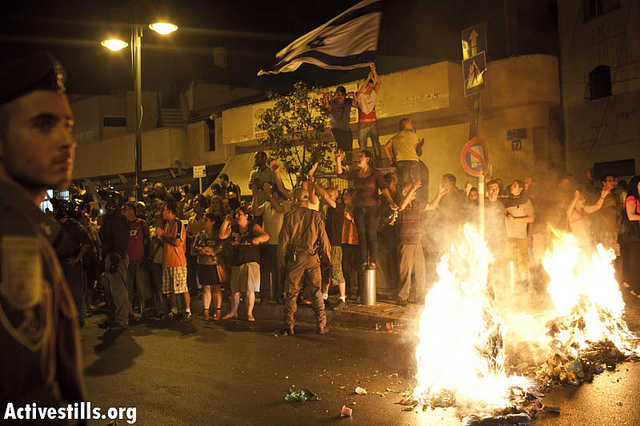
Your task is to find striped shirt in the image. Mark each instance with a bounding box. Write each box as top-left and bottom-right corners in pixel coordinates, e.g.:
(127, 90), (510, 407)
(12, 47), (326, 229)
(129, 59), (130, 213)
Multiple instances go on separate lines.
(397, 201), (424, 244)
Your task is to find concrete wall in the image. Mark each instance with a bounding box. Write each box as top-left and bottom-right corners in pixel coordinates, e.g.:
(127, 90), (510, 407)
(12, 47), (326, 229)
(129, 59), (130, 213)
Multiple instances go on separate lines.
(72, 95), (126, 142)
(73, 116), (228, 179)
(126, 91), (161, 133)
(186, 117), (228, 167)
(185, 82), (263, 114)
(482, 55), (560, 109)
(70, 91), (161, 143)
(73, 127), (188, 179)
(559, 0), (640, 179)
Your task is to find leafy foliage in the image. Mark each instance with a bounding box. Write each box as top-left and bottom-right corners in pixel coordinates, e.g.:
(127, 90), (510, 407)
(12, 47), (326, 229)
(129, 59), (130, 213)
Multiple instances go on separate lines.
(257, 82), (333, 186)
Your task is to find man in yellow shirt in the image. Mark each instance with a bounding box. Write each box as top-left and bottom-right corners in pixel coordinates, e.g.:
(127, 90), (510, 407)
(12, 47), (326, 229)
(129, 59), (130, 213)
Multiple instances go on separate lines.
(384, 118), (427, 202)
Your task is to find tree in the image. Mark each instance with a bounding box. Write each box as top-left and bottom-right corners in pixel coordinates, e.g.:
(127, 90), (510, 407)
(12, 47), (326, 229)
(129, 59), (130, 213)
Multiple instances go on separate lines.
(257, 82), (333, 187)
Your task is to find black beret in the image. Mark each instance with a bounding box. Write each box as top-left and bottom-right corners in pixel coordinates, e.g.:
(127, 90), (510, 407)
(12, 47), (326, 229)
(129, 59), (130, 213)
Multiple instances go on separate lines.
(0, 51), (66, 105)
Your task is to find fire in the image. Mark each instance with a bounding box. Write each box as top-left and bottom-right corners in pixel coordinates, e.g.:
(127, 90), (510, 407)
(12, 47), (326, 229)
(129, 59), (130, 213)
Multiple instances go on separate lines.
(410, 224), (639, 417)
(412, 224), (531, 414)
(542, 229), (640, 357)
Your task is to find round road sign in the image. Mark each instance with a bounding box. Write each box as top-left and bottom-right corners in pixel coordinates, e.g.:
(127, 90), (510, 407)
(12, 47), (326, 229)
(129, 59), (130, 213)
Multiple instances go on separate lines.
(461, 138), (488, 177)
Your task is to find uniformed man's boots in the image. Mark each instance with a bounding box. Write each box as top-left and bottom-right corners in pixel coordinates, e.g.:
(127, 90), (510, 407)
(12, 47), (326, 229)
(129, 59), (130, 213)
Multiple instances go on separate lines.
(316, 325), (328, 335)
(283, 325), (294, 336)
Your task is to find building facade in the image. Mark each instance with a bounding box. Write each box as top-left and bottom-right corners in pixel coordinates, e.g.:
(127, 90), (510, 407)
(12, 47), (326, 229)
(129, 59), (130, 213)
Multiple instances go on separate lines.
(558, 0), (640, 181)
(221, 55), (561, 198)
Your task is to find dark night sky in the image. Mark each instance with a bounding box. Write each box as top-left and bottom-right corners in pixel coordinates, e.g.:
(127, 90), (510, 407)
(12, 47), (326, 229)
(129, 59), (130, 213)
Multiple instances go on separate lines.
(0, 0), (558, 104)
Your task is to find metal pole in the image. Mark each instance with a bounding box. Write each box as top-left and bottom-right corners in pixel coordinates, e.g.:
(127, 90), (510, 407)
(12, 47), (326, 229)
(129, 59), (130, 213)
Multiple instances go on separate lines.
(134, 25), (143, 201)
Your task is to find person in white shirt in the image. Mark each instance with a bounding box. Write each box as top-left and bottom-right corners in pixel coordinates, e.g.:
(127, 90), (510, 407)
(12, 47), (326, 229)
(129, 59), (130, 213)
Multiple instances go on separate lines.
(252, 182), (291, 304)
(355, 64), (382, 167)
(504, 180), (535, 283)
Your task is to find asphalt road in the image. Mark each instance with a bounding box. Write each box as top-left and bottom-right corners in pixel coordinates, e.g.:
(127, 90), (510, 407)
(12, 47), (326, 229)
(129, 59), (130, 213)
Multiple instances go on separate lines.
(80, 305), (640, 425)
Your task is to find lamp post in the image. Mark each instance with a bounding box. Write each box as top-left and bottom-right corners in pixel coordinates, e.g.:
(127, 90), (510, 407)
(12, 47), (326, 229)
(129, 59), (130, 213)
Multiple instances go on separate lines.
(102, 21), (177, 200)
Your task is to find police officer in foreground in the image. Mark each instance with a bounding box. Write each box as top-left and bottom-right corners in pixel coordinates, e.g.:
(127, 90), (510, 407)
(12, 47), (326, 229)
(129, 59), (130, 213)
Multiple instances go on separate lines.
(0, 52), (86, 414)
(278, 187), (331, 335)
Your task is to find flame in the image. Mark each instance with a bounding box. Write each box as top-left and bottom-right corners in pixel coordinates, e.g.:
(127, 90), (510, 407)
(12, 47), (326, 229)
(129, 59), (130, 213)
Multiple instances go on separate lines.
(411, 224), (639, 416)
(413, 224), (531, 413)
(542, 229), (640, 357)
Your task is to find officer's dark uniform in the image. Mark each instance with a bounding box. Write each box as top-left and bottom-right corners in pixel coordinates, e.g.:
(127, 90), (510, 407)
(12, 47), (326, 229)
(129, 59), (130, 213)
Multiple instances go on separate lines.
(278, 193), (331, 333)
(99, 203), (130, 328)
(54, 207), (91, 327)
(0, 51), (86, 421)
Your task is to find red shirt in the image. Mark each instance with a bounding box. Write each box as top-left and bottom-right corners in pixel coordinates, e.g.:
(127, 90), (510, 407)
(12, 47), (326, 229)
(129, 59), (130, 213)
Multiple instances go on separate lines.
(358, 109), (377, 124)
(127, 218), (149, 261)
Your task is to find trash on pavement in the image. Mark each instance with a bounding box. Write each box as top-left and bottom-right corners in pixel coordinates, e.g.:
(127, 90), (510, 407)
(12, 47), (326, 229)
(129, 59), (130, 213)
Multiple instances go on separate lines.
(462, 413), (532, 425)
(355, 386), (367, 395)
(284, 389), (319, 402)
(341, 405), (352, 417)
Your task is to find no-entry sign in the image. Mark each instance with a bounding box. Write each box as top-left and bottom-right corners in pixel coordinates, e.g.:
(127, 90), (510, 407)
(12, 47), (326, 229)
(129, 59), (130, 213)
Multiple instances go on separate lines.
(461, 138), (488, 177)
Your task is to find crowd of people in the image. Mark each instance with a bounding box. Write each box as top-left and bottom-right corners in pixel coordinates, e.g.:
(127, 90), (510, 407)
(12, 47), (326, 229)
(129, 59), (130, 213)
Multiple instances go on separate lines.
(50, 138), (640, 337)
(45, 63), (640, 337)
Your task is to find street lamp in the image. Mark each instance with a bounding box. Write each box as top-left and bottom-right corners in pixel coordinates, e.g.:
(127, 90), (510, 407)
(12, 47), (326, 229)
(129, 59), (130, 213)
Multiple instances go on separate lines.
(101, 21), (177, 200)
(101, 39), (128, 51)
(149, 22), (178, 35)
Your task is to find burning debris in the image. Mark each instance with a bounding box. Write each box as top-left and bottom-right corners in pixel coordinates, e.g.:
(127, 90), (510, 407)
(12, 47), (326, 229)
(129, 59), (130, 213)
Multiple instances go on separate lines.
(535, 339), (638, 391)
(537, 231), (640, 389)
(403, 225), (640, 422)
(408, 224), (534, 418)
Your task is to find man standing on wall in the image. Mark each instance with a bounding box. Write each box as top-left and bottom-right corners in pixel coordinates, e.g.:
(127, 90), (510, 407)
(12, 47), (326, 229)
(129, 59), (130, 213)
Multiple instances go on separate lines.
(355, 64), (382, 167)
(323, 86), (354, 163)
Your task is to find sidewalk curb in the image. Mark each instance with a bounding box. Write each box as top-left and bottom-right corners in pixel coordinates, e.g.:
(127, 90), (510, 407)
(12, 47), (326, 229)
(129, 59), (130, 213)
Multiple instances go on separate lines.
(252, 302), (421, 331)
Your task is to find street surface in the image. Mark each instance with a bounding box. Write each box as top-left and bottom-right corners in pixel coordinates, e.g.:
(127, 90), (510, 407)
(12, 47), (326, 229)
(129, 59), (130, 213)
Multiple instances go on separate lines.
(81, 297), (640, 425)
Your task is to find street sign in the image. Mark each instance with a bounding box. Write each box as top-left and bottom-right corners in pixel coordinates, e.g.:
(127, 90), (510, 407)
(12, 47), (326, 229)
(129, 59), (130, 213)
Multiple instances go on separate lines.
(461, 138), (489, 177)
(463, 52), (486, 97)
(511, 140), (522, 151)
(461, 22), (487, 60)
(507, 128), (527, 140)
(193, 165), (207, 178)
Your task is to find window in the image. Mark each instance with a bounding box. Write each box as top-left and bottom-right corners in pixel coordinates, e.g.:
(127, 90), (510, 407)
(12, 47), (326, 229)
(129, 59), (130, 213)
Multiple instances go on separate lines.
(582, 0), (620, 22)
(593, 159), (635, 179)
(103, 116), (127, 127)
(587, 65), (611, 100)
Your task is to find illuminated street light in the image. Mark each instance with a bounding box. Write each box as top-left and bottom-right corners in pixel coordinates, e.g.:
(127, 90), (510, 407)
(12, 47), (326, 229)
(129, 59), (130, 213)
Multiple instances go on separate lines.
(101, 39), (129, 51)
(101, 21), (177, 200)
(149, 22), (178, 35)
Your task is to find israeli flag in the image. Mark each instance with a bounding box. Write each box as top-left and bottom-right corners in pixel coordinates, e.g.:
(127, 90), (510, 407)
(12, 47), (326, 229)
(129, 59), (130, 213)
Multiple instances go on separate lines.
(258, 0), (381, 76)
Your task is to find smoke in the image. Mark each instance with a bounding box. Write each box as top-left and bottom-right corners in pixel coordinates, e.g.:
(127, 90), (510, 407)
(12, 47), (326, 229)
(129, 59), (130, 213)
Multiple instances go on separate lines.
(399, 158), (626, 389)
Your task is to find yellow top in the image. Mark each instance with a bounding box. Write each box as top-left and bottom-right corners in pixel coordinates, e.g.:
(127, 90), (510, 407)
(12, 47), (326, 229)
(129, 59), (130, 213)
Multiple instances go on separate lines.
(392, 130), (420, 162)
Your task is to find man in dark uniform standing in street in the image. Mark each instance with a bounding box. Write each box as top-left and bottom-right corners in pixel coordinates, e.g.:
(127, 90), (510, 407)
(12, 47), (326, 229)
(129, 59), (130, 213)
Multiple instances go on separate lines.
(0, 52), (86, 417)
(98, 188), (130, 334)
(278, 187), (331, 335)
(52, 198), (91, 328)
